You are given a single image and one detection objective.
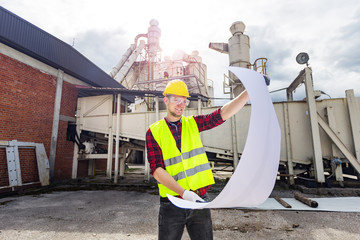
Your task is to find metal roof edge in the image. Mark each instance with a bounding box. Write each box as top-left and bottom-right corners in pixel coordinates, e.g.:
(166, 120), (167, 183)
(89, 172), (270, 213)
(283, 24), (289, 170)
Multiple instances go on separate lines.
(0, 6), (124, 89)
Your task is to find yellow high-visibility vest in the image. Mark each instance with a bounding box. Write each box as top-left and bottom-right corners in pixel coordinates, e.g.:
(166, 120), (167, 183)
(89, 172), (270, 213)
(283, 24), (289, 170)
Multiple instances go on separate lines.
(150, 116), (215, 197)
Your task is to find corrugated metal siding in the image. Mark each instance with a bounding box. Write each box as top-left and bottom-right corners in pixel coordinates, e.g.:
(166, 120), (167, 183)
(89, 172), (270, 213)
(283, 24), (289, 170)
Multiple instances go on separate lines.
(0, 6), (124, 89)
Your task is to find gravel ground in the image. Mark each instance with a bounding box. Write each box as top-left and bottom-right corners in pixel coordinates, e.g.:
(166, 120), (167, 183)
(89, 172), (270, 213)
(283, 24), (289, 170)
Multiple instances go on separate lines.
(1, 187), (360, 240)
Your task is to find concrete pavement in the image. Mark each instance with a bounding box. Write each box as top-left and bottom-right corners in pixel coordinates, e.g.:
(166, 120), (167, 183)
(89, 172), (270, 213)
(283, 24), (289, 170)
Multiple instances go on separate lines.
(1, 188), (360, 240)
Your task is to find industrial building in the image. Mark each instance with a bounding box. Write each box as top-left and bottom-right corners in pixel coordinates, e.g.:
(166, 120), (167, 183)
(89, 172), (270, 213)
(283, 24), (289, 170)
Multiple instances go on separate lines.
(1, 5), (360, 195)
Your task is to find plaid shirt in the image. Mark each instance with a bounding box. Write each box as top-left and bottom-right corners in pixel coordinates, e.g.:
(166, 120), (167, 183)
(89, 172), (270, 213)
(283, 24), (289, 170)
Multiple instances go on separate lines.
(146, 108), (225, 197)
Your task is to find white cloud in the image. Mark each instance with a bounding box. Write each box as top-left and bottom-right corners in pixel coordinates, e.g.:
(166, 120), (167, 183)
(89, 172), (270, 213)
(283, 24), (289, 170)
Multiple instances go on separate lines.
(1, 0), (359, 101)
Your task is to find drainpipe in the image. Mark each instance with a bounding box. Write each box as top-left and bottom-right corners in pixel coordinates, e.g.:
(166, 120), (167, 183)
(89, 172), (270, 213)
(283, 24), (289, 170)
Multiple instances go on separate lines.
(49, 69), (64, 182)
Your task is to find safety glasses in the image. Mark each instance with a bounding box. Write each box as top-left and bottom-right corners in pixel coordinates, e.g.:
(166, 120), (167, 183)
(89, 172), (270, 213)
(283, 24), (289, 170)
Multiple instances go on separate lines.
(168, 95), (190, 106)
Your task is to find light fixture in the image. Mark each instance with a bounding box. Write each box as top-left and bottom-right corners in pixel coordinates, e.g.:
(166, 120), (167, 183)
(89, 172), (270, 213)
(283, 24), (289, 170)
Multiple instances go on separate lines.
(296, 52), (309, 66)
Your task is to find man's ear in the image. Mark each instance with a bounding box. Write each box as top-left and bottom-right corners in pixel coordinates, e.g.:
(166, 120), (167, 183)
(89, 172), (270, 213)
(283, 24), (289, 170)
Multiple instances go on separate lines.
(164, 96), (169, 105)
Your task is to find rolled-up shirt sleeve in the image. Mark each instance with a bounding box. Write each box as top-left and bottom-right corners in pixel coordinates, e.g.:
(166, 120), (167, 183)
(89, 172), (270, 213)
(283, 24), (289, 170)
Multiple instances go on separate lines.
(194, 107), (225, 132)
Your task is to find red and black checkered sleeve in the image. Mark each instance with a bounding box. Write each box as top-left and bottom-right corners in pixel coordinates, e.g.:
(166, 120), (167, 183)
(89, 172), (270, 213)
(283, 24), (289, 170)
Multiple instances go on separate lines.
(194, 107), (225, 132)
(146, 128), (165, 175)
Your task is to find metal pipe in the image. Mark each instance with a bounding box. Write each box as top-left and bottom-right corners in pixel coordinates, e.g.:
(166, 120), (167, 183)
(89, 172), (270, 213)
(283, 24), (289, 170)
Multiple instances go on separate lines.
(109, 33), (147, 79)
(294, 192), (318, 208)
(208, 42), (229, 54)
(134, 33), (147, 46)
(109, 45), (135, 78)
(274, 196), (292, 208)
(116, 40), (146, 83)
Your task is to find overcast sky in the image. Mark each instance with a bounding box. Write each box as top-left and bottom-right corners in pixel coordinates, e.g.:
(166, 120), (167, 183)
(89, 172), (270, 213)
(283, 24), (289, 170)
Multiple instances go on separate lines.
(1, 0), (359, 104)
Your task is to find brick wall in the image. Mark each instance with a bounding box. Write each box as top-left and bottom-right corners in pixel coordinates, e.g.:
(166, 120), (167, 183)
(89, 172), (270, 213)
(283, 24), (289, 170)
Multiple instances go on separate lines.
(0, 53), (78, 183)
(19, 148), (39, 183)
(77, 161), (89, 178)
(0, 149), (9, 187)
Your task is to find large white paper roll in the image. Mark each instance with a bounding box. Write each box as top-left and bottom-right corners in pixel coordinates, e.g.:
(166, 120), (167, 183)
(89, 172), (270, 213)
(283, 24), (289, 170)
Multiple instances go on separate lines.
(168, 67), (281, 209)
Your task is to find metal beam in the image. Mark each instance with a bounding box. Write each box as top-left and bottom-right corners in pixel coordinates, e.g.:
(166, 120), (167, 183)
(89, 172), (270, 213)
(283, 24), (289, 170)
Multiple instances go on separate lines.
(114, 94), (121, 183)
(136, 74), (197, 85)
(106, 95), (114, 178)
(230, 89), (239, 169)
(326, 106), (344, 182)
(287, 69), (305, 101)
(144, 112), (150, 181)
(317, 113), (360, 174)
(72, 99), (81, 179)
(304, 67), (325, 183)
(59, 114), (76, 122)
(346, 89), (360, 162)
(283, 103), (295, 185)
(83, 96), (111, 117)
(7, 140), (22, 187)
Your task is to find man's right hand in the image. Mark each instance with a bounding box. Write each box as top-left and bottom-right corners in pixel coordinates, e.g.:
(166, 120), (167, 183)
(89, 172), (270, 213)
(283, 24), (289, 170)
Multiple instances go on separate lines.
(182, 190), (204, 202)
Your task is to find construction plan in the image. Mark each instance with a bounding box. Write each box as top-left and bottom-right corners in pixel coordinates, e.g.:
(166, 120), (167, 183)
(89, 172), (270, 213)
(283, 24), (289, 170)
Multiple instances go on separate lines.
(168, 67), (281, 209)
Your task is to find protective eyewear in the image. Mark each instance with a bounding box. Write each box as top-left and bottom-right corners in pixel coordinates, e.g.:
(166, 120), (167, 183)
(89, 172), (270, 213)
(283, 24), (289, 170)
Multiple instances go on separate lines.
(168, 96), (190, 106)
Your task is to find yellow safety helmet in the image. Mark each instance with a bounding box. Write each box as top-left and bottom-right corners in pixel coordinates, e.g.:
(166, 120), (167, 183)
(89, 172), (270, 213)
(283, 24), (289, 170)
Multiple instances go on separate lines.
(162, 79), (190, 98)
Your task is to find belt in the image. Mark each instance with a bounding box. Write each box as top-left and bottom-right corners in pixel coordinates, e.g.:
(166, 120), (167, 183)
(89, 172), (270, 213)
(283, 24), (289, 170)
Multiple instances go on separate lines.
(160, 196), (175, 202)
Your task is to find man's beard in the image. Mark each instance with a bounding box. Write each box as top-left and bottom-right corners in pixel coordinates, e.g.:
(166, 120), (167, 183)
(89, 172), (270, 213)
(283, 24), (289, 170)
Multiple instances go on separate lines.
(169, 109), (182, 118)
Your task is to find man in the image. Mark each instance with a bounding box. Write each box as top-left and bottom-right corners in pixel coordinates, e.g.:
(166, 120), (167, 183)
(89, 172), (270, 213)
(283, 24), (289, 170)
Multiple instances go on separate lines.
(146, 79), (249, 240)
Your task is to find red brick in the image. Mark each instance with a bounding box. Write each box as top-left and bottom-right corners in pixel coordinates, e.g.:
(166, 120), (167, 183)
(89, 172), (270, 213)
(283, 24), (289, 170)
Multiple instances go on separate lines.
(0, 53), (78, 183)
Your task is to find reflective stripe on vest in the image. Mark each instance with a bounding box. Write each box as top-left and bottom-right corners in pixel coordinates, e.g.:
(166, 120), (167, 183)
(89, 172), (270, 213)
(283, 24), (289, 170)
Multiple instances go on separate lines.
(149, 116), (215, 197)
(164, 147), (205, 167)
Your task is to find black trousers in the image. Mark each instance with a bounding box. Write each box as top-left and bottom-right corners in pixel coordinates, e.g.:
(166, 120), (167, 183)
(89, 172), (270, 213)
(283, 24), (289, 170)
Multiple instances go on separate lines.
(158, 194), (213, 240)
